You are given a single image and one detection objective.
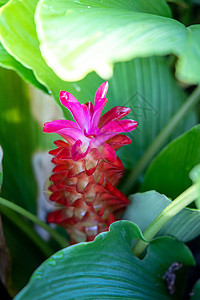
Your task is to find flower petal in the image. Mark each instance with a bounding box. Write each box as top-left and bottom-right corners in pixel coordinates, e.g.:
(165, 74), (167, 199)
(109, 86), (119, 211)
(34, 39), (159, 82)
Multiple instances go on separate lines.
(98, 143), (116, 163)
(91, 98), (107, 130)
(99, 106), (131, 128)
(60, 91), (85, 130)
(100, 119), (138, 135)
(94, 81), (108, 103)
(106, 134), (132, 150)
(94, 120), (138, 146)
(43, 119), (78, 133)
(44, 120), (85, 142)
(71, 140), (89, 161)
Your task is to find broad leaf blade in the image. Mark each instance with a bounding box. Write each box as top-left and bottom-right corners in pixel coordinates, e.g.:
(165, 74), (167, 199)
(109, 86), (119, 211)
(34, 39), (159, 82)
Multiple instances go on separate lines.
(108, 57), (197, 169)
(124, 191), (200, 242)
(15, 221), (194, 300)
(0, 146), (2, 191)
(35, 0), (183, 81)
(140, 125), (200, 199)
(0, 0), (102, 109)
(35, 0), (200, 83)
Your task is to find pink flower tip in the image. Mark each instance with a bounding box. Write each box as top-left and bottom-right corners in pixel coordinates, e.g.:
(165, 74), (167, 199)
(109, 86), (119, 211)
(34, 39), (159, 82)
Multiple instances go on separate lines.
(44, 82), (138, 161)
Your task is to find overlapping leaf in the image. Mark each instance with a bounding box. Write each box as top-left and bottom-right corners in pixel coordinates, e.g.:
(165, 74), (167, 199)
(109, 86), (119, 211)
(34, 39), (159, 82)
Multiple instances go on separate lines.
(0, 146), (2, 191)
(0, 67), (59, 293)
(15, 221), (194, 300)
(124, 191), (200, 242)
(0, 43), (47, 92)
(35, 0), (200, 83)
(0, 0), (47, 91)
(141, 125), (200, 199)
(0, 0), (102, 111)
(107, 57), (196, 168)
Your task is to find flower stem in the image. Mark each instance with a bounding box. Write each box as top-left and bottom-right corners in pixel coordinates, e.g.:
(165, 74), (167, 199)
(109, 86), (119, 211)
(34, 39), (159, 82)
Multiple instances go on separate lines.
(133, 184), (199, 257)
(0, 197), (67, 249)
(121, 85), (200, 194)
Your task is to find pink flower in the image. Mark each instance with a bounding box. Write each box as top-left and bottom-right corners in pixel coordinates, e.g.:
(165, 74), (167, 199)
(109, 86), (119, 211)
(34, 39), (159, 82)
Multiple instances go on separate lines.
(43, 82), (138, 243)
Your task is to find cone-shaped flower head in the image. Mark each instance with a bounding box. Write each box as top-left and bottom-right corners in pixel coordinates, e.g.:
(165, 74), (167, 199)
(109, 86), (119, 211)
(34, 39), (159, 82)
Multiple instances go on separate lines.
(43, 82), (138, 243)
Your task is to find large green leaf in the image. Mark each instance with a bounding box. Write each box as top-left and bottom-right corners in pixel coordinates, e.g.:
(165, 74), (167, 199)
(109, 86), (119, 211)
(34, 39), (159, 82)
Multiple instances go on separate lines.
(124, 191), (200, 242)
(140, 125), (200, 199)
(0, 0), (102, 110)
(35, 0), (200, 83)
(0, 146), (2, 191)
(15, 221), (194, 300)
(0, 0), (47, 91)
(107, 56), (196, 169)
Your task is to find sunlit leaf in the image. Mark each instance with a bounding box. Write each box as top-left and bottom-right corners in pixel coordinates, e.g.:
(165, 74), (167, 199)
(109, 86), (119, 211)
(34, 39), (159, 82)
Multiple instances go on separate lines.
(124, 191), (200, 242)
(15, 221), (194, 300)
(35, 0), (200, 83)
(176, 25), (200, 83)
(0, 0), (102, 111)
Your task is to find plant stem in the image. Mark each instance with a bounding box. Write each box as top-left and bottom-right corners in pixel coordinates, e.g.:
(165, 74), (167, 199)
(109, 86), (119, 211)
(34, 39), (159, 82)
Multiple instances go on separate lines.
(133, 184), (199, 257)
(0, 197), (67, 249)
(121, 85), (200, 194)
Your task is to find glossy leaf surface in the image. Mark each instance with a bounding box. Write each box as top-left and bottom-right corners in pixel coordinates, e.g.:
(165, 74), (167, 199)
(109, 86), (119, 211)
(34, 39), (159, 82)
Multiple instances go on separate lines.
(35, 0), (200, 82)
(15, 221), (194, 300)
(124, 191), (200, 242)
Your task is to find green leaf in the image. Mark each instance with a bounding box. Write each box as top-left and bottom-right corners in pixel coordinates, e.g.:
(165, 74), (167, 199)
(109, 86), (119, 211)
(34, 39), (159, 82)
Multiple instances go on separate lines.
(35, 0), (200, 83)
(0, 0), (8, 7)
(0, 0), (46, 92)
(107, 56), (196, 169)
(2, 213), (49, 295)
(124, 191), (200, 242)
(189, 164), (200, 208)
(0, 0), (102, 109)
(191, 280), (200, 300)
(141, 125), (200, 199)
(176, 25), (200, 83)
(15, 221), (194, 300)
(0, 42), (48, 93)
(0, 68), (64, 293)
(0, 67), (42, 213)
(0, 146), (2, 191)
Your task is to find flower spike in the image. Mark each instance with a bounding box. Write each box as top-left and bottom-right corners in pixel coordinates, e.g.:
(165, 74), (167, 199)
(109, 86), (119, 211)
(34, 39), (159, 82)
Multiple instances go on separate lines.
(43, 82), (138, 244)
